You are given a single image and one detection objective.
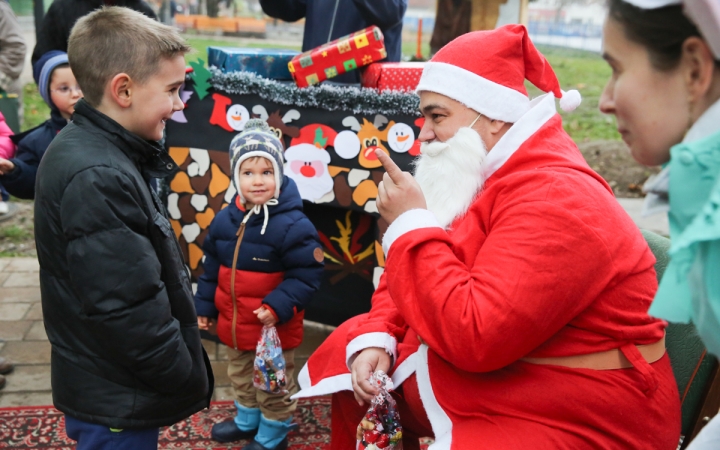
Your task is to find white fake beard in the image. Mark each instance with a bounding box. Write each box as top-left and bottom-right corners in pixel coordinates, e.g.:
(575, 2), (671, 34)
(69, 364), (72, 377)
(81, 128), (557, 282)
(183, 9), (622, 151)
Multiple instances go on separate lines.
(413, 127), (488, 229)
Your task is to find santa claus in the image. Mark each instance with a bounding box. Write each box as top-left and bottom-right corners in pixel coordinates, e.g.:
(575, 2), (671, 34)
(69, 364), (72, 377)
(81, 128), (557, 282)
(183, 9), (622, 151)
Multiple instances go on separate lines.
(293, 25), (680, 449)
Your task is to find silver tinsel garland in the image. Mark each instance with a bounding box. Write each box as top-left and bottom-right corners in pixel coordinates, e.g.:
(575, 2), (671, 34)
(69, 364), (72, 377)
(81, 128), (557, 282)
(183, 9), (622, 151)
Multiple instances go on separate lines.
(209, 69), (421, 116)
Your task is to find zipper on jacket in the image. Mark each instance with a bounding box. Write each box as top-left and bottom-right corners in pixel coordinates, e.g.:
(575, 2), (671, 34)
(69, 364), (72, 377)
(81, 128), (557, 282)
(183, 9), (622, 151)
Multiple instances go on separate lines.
(230, 222), (247, 350)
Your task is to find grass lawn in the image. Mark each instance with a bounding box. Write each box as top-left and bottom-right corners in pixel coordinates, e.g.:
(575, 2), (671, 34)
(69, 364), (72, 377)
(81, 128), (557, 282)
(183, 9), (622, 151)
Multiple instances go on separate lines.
(20, 37), (618, 144)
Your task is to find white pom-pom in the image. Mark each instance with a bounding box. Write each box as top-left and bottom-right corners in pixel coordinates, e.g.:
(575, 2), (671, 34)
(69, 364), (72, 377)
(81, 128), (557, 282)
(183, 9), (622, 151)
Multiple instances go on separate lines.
(559, 89), (582, 112)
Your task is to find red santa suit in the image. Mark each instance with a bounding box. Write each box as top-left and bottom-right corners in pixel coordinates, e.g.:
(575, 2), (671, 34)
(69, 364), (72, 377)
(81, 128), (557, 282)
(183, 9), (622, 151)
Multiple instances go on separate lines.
(293, 25), (681, 449)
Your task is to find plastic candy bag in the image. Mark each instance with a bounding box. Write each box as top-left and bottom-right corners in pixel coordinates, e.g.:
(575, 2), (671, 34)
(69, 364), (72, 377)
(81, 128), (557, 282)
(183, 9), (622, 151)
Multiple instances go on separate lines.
(356, 371), (403, 449)
(253, 326), (288, 394)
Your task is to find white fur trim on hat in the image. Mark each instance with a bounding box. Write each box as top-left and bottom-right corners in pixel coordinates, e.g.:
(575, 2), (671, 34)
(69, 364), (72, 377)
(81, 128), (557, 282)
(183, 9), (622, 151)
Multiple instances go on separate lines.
(416, 62), (531, 123)
(621, 0), (681, 8)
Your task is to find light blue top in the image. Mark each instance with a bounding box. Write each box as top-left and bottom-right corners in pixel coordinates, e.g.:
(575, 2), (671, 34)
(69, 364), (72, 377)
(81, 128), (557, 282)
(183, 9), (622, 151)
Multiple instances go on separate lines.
(648, 99), (720, 356)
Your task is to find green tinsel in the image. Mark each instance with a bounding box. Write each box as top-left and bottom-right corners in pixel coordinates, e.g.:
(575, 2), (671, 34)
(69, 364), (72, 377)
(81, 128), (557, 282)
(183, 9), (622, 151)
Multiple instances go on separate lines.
(209, 69), (421, 116)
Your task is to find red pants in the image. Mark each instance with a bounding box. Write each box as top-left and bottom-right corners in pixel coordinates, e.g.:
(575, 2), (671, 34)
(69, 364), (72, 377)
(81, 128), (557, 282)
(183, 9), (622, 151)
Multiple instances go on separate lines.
(331, 374), (434, 450)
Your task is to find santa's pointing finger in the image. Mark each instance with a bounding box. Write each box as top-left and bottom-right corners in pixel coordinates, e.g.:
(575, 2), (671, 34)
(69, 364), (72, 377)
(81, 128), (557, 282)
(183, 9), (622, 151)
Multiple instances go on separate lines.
(375, 149), (426, 225)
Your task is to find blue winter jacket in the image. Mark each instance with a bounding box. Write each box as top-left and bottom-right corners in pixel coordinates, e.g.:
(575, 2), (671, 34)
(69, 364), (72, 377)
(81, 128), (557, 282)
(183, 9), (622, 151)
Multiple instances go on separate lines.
(260, 0), (407, 84)
(1, 110), (66, 199)
(194, 176), (324, 350)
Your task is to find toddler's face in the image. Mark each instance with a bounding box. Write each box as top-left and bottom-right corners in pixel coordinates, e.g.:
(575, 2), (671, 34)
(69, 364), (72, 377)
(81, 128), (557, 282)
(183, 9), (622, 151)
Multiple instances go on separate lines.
(50, 67), (82, 120)
(126, 55), (186, 141)
(238, 158), (276, 207)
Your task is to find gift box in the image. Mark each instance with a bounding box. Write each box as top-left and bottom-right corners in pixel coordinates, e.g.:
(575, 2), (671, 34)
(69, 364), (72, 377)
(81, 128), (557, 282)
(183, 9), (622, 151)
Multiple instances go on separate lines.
(361, 62), (425, 92)
(288, 26), (387, 88)
(208, 47), (299, 80)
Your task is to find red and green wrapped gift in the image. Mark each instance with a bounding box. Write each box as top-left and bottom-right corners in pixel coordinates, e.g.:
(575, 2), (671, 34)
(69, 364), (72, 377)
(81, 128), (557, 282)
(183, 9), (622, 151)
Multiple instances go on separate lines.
(288, 26), (387, 88)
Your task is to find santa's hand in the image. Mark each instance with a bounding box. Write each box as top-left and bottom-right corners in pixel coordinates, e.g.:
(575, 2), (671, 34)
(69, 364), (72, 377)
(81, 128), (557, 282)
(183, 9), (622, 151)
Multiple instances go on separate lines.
(375, 149), (426, 224)
(351, 347), (392, 406)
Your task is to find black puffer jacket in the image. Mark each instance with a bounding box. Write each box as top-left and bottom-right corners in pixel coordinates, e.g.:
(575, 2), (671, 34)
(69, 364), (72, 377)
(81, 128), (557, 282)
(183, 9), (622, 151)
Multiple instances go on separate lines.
(34, 99), (213, 428)
(31, 0), (157, 64)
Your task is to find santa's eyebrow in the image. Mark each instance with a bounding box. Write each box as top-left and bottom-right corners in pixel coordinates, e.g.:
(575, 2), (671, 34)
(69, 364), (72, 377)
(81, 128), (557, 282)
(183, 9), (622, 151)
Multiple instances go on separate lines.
(421, 104), (449, 115)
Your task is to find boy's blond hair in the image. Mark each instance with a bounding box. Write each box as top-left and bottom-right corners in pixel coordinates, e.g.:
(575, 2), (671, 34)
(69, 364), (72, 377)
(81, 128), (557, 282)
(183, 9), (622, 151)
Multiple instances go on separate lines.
(68, 6), (191, 107)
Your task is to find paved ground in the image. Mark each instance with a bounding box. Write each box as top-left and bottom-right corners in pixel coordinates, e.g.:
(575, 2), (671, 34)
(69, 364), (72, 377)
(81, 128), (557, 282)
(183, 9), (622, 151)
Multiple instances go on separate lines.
(0, 257), (334, 407)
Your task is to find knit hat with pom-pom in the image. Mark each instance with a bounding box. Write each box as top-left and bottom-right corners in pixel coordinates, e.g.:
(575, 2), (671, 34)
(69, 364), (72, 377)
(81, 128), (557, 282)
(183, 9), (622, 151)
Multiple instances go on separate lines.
(416, 24), (581, 122)
(229, 119), (285, 201)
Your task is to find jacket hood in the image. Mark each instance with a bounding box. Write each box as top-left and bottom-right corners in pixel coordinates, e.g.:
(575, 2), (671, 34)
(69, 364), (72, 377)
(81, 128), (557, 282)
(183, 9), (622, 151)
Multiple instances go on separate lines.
(73, 99), (178, 180)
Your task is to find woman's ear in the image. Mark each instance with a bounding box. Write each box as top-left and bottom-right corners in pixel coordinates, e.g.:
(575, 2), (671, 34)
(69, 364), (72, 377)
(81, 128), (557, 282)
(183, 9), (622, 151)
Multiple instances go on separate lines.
(682, 36), (716, 104)
(108, 73), (133, 108)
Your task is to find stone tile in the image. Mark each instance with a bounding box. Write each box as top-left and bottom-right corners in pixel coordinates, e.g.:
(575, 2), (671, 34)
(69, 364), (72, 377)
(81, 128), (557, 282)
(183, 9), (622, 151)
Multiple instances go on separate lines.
(24, 321), (48, 341)
(218, 343), (229, 361)
(0, 287), (42, 303)
(0, 321), (32, 341)
(202, 339), (217, 361)
(211, 360), (230, 387)
(2, 365), (51, 392)
(0, 303), (31, 321)
(0, 258), (10, 271)
(0, 341), (51, 364)
(5, 258), (40, 272)
(0, 273), (9, 286)
(294, 330), (330, 360)
(212, 386), (235, 402)
(24, 302), (43, 320)
(0, 392), (53, 407)
(3, 272), (40, 288)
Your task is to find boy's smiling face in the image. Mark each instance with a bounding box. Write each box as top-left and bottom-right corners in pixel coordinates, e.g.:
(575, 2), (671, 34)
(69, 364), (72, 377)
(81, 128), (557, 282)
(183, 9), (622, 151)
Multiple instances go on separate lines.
(238, 157), (276, 208)
(126, 55), (186, 141)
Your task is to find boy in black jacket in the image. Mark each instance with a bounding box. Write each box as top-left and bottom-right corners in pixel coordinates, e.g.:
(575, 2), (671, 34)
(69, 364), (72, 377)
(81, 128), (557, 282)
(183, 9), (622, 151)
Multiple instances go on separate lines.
(34, 7), (212, 450)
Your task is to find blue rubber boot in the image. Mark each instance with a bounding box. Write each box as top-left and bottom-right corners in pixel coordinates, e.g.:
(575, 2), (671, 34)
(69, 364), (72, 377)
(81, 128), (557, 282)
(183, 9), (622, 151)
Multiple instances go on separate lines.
(211, 402), (260, 443)
(242, 415), (297, 450)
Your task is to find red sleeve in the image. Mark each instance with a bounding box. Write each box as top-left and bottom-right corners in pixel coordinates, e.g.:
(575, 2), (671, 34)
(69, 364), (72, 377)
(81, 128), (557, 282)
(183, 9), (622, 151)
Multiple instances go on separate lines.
(384, 195), (615, 373)
(344, 270), (409, 364)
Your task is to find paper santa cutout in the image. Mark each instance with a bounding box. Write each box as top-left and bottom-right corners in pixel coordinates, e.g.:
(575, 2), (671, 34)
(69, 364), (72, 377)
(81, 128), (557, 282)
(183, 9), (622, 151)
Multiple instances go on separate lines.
(284, 143), (333, 202)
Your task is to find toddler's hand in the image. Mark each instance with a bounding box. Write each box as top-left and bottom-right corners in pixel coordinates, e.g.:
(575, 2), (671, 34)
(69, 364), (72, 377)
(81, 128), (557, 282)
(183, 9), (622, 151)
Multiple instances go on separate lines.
(253, 306), (277, 327)
(0, 159), (14, 175)
(197, 316), (213, 330)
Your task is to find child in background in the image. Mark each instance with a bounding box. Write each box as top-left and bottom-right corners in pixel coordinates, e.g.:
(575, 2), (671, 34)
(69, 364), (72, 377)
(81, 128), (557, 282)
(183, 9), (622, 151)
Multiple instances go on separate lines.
(0, 51), (80, 199)
(34, 8), (212, 449)
(0, 111), (14, 215)
(195, 119), (323, 450)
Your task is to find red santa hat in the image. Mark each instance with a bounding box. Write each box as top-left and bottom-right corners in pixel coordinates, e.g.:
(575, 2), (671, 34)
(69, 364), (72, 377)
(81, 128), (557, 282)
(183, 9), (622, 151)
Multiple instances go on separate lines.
(416, 24), (581, 123)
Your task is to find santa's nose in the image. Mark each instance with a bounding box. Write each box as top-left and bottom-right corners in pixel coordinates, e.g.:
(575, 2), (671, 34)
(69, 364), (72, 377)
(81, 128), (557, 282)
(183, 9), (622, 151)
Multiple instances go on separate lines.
(300, 164), (316, 177)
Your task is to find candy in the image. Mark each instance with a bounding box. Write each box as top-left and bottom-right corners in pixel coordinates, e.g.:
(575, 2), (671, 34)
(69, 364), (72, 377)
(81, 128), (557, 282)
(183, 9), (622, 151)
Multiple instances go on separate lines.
(253, 326), (288, 394)
(356, 371), (403, 449)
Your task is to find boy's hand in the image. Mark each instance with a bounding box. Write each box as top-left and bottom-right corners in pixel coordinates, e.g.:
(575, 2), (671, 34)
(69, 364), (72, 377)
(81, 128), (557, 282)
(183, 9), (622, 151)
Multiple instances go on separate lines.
(0, 159), (14, 175)
(197, 316), (213, 330)
(253, 306), (277, 327)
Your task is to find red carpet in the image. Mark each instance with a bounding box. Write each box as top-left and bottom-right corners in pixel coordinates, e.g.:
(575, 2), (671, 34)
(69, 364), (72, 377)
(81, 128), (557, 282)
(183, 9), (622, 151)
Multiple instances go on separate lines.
(0, 398), (331, 449)
(0, 398), (433, 449)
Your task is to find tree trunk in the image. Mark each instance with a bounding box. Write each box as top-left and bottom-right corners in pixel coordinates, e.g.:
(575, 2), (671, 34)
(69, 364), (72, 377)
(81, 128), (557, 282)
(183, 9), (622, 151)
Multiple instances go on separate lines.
(207, 0), (220, 17)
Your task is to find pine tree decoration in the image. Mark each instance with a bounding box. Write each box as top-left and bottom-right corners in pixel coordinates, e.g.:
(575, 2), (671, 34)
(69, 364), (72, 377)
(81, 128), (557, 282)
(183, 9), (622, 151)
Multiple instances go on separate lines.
(190, 59), (213, 100)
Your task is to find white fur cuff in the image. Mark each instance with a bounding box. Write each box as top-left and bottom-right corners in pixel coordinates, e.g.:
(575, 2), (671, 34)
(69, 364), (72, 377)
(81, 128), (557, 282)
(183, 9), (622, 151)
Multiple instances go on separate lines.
(346, 332), (398, 370)
(382, 209), (442, 255)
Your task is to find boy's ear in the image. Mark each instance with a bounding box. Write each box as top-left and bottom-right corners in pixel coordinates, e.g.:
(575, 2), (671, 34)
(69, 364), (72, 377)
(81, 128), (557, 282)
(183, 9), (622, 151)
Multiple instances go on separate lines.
(108, 73), (133, 108)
